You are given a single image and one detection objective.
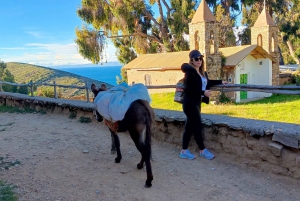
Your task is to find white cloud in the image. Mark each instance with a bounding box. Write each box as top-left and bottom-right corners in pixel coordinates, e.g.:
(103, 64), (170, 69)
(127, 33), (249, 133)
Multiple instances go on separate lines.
(26, 31), (44, 38)
(1, 42), (118, 66)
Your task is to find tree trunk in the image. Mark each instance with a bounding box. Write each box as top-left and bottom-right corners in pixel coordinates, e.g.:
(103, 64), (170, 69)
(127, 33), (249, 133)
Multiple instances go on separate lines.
(287, 40), (300, 64)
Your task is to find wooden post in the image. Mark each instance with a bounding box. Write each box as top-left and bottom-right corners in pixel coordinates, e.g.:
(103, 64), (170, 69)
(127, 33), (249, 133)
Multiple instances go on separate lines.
(0, 78), (2, 92)
(30, 80), (34, 96)
(53, 81), (57, 99)
(85, 81), (90, 102)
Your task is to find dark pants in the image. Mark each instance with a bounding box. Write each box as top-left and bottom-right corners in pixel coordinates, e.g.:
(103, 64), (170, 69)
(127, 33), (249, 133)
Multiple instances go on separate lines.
(182, 97), (205, 150)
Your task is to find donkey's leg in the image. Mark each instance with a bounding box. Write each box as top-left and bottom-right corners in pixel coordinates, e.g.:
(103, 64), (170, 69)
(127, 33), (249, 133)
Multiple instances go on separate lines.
(141, 145), (153, 188)
(110, 130), (117, 154)
(144, 157), (153, 188)
(129, 129), (153, 188)
(128, 130), (145, 169)
(111, 131), (122, 163)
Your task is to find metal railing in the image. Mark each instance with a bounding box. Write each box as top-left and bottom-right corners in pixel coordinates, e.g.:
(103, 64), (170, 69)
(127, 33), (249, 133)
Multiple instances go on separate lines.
(0, 80), (90, 101)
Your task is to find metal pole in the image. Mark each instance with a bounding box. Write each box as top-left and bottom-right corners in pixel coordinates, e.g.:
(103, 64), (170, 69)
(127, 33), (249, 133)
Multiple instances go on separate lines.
(53, 81), (57, 99)
(0, 79), (2, 92)
(86, 81), (90, 102)
(30, 80), (33, 96)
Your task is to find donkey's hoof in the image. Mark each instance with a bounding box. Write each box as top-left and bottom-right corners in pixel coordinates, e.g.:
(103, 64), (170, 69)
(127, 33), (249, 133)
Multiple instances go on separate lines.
(137, 163), (143, 169)
(115, 157), (121, 163)
(144, 180), (152, 188)
(111, 149), (116, 155)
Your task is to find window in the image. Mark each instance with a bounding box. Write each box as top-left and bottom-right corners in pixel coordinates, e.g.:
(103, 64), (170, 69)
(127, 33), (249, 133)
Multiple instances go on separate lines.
(210, 30), (215, 54)
(257, 34), (263, 46)
(144, 74), (152, 86)
(194, 31), (199, 50)
(271, 33), (275, 52)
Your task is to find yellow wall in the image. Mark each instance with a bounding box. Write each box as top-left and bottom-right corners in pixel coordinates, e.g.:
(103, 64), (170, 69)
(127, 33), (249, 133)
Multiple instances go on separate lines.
(126, 69), (184, 94)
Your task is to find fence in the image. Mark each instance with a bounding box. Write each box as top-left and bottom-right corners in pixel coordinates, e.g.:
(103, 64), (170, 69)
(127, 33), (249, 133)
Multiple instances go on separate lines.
(1, 79), (300, 102)
(0, 80), (90, 101)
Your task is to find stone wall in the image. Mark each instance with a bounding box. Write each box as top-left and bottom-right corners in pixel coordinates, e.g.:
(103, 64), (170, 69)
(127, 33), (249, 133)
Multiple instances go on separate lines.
(279, 72), (294, 85)
(1, 92), (300, 179)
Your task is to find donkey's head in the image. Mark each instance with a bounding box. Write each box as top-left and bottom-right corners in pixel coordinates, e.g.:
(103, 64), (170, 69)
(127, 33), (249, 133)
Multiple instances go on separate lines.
(91, 83), (107, 122)
(91, 83), (107, 97)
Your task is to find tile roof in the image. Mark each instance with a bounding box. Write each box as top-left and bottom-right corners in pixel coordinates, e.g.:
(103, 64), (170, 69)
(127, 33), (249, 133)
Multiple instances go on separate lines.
(191, 0), (215, 23)
(253, 7), (276, 27)
(122, 51), (190, 70)
(220, 45), (276, 66)
(122, 46), (276, 70)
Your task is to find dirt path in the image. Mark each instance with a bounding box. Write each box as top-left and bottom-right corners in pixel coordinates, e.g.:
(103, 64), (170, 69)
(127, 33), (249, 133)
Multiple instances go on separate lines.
(0, 112), (299, 201)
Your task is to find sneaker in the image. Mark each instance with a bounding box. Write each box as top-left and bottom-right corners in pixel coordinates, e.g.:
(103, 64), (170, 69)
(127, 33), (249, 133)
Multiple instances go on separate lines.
(179, 149), (195, 160)
(199, 148), (215, 160)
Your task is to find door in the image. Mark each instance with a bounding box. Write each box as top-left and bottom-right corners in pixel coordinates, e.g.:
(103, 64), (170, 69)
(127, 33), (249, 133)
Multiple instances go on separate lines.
(240, 74), (247, 99)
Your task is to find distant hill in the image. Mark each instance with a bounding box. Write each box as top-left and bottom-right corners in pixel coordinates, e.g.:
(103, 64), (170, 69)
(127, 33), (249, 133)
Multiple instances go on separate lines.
(5, 62), (114, 99)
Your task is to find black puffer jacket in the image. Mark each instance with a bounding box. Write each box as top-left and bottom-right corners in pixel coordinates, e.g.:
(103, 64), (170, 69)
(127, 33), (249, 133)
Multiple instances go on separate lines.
(181, 63), (222, 104)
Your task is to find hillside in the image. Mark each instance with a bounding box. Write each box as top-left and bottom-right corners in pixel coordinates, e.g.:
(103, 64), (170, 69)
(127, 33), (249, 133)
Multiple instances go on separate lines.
(5, 62), (114, 99)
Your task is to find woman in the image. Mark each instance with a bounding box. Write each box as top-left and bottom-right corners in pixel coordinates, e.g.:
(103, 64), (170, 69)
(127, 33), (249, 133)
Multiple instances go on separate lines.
(179, 50), (227, 160)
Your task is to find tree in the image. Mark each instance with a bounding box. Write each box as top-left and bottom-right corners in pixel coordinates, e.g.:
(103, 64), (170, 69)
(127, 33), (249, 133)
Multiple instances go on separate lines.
(0, 59), (7, 78)
(1, 69), (17, 92)
(75, 0), (196, 65)
(240, 0), (300, 64)
(215, 4), (236, 47)
(17, 83), (29, 95)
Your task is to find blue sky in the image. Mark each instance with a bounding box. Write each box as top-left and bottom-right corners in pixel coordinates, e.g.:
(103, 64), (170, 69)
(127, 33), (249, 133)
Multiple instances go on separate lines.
(0, 0), (118, 67)
(0, 1), (242, 68)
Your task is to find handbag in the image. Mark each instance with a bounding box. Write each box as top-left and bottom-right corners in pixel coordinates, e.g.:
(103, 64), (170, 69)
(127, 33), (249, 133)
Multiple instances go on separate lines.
(174, 78), (185, 104)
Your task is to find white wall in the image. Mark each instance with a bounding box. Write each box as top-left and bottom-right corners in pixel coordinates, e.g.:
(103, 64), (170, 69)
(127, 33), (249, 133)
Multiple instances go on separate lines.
(235, 55), (272, 102)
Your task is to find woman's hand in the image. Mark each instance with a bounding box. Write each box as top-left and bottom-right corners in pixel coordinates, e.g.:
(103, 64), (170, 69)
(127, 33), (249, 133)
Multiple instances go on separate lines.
(204, 90), (212, 97)
(222, 81), (228, 85)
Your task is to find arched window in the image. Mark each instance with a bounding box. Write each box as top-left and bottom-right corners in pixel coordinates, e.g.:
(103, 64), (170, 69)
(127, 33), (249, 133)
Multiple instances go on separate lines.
(257, 34), (263, 46)
(271, 33), (275, 52)
(144, 74), (152, 86)
(194, 31), (199, 50)
(210, 30), (215, 54)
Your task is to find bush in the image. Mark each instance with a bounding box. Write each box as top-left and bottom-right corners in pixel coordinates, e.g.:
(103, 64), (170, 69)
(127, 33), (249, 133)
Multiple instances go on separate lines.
(292, 70), (300, 86)
(218, 92), (233, 104)
(78, 116), (92, 123)
(37, 86), (62, 98)
(17, 84), (29, 95)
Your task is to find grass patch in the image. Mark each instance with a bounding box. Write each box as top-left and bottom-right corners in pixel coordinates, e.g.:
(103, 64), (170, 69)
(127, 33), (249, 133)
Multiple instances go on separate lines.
(68, 111), (77, 119)
(150, 93), (300, 125)
(0, 180), (18, 201)
(78, 117), (92, 123)
(0, 105), (46, 114)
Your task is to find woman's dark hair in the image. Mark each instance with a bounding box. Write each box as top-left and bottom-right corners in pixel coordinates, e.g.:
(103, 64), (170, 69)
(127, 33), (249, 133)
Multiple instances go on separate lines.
(189, 58), (205, 77)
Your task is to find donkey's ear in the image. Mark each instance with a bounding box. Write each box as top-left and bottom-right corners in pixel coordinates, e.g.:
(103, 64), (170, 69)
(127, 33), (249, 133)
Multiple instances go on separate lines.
(91, 83), (98, 93)
(100, 84), (107, 91)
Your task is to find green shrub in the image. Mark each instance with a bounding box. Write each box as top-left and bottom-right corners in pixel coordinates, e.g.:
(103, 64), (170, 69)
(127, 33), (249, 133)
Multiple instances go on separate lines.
(218, 92), (233, 104)
(78, 116), (92, 123)
(69, 110), (77, 119)
(0, 180), (18, 201)
(292, 70), (300, 86)
(37, 86), (62, 98)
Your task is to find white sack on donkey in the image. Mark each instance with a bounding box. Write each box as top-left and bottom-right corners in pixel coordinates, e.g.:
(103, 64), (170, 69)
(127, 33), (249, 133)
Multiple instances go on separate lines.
(94, 82), (151, 122)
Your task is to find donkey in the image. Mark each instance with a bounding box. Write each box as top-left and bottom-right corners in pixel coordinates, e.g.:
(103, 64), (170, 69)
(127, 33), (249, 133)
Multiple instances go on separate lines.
(91, 83), (155, 188)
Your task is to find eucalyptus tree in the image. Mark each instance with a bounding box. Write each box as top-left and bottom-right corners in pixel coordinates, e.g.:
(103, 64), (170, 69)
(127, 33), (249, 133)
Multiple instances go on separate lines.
(215, 4), (236, 47)
(241, 0), (300, 64)
(0, 59), (6, 78)
(75, 0), (195, 65)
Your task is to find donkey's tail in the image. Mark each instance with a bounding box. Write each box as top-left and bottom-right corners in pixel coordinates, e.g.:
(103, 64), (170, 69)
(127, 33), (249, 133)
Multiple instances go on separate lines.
(137, 99), (155, 160)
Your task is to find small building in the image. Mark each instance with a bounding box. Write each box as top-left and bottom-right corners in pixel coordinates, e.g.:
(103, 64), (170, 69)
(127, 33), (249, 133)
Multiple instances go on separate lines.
(122, 1), (279, 102)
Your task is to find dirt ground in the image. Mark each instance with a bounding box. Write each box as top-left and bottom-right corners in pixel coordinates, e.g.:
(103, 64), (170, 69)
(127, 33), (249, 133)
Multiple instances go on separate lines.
(0, 112), (300, 201)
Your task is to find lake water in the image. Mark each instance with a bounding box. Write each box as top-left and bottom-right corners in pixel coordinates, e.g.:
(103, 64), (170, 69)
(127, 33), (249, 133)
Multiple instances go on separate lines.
(56, 66), (122, 86)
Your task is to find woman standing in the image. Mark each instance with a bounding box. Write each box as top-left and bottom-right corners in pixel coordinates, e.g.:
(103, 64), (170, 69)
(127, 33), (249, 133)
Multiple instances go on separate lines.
(179, 50), (227, 160)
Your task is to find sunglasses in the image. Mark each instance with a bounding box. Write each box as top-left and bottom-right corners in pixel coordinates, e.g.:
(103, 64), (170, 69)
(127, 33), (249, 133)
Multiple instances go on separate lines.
(194, 57), (203, 61)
